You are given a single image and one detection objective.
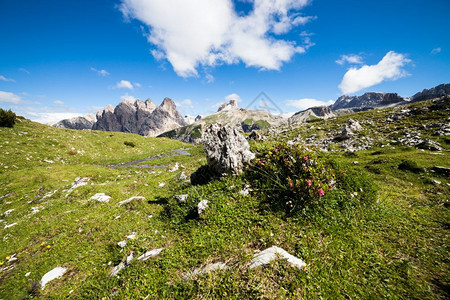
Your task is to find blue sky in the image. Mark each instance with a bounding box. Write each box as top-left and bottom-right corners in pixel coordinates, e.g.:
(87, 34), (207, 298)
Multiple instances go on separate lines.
(0, 0), (449, 124)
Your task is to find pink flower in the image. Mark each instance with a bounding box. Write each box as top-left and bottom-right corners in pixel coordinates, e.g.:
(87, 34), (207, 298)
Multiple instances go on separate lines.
(303, 156), (308, 161)
(258, 160), (263, 165)
(318, 188), (325, 196)
(307, 180), (312, 187)
(273, 148), (278, 153)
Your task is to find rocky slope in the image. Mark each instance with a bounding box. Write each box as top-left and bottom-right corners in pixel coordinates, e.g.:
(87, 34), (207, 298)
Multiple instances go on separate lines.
(412, 83), (450, 102)
(159, 100), (287, 144)
(288, 106), (335, 125)
(55, 98), (186, 137)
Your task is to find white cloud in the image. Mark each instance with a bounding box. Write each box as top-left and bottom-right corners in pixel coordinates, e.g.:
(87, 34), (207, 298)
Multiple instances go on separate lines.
(225, 93), (242, 103)
(119, 0), (314, 78)
(90, 67), (110, 76)
(0, 75), (15, 82)
(134, 82), (142, 88)
(285, 98), (334, 111)
(431, 47), (441, 54)
(336, 54), (363, 65)
(18, 68), (30, 74)
(175, 98), (194, 109)
(120, 93), (137, 102)
(205, 73), (215, 83)
(25, 112), (83, 125)
(0, 91), (40, 104)
(116, 80), (134, 89)
(338, 51), (411, 94)
(53, 100), (64, 105)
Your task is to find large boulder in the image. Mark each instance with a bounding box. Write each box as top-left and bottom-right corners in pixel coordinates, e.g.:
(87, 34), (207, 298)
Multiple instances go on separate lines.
(341, 119), (362, 140)
(202, 124), (255, 175)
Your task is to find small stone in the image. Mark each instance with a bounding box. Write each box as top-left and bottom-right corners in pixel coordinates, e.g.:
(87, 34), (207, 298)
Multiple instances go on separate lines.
(90, 193), (111, 203)
(197, 200), (209, 215)
(169, 163), (179, 172)
(137, 248), (164, 261)
(177, 171), (187, 181)
(127, 233), (137, 240)
(174, 194), (188, 202)
(4, 223), (17, 229)
(117, 241), (127, 248)
(25, 272), (31, 277)
(65, 177), (89, 197)
(3, 209), (14, 216)
(249, 246), (306, 270)
(118, 196), (145, 206)
(184, 262), (228, 279)
(110, 262), (126, 277)
(158, 182), (166, 187)
(40, 267), (67, 290)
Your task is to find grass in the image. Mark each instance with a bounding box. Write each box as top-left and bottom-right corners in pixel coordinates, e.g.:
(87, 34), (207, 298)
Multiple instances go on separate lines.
(0, 98), (449, 299)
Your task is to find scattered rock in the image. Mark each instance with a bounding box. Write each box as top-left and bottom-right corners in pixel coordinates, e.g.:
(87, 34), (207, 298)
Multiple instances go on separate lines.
(40, 267), (67, 290)
(39, 190), (56, 202)
(31, 207), (41, 214)
(4, 223), (17, 229)
(416, 139), (443, 151)
(184, 262), (228, 279)
(110, 252), (134, 277)
(341, 119), (362, 140)
(177, 171), (187, 181)
(174, 194), (188, 203)
(197, 200), (209, 215)
(137, 248), (164, 261)
(239, 185), (252, 196)
(117, 241), (127, 248)
(201, 124), (255, 176)
(118, 196), (146, 206)
(247, 131), (262, 141)
(90, 193), (111, 203)
(158, 182), (166, 187)
(169, 163), (179, 172)
(431, 166), (450, 177)
(3, 209), (14, 216)
(249, 246), (306, 270)
(65, 177), (89, 197)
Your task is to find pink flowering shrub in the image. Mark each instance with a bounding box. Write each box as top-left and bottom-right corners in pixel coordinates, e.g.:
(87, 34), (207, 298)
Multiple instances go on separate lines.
(247, 142), (339, 211)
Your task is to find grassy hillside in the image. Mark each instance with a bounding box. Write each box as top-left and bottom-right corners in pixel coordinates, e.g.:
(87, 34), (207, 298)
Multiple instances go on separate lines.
(0, 99), (449, 299)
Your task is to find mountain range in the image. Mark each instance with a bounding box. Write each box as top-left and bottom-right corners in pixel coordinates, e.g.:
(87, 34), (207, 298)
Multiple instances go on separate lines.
(55, 83), (449, 139)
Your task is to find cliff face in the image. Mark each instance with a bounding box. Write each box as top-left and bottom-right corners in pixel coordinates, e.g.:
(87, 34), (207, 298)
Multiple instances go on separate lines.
(56, 98), (186, 137)
(412, 83), (450, 102)
(331, 92), (405, 110)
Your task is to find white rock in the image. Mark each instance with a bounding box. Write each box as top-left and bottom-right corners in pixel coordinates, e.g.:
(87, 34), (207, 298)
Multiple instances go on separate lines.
(117, 240), (127, 248)
(126, 252), (134, 264)
(90, 193), (111, 203)
(110, 262), (126, 277)
(249, 246), (306, 270)
(137, 248), (164, 261)
(3, 209), (14, 216)
(40, 267), (67, 290)
(39, 190), (56, 202)
(239, 185), (252, 196)
(4, 223), (17, 229)
(158, 182), (166, 187)
(174, 194), (188, 202)
(127, 232), (137, 240)
(169, 163), (179, 172)
(65, 177), (89, 197)
(177, 171), (187, 181)
(184, 262), (228, 279)
(197, 200), (209, 214)
(118, 196), (146, 206)
(25, 272), (31, 277)
(43, 160), (54, 164)
(31, 207), (40, 214)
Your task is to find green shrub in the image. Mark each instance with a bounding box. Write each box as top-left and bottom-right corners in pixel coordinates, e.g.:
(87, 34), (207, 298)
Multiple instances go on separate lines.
(124, 141), (136, 147)
(246, 142), (337, 212)
(0, 108), (16, 127)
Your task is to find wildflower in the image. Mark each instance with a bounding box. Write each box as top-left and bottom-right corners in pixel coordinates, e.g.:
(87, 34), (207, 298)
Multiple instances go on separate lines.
(46, 245), (51, 249)
(273, 148), (278, 153)
(268, 151), (273, 155)
(303, 156), (308, 161)
(0, 261), (4, 266)
(6, 256), (10, 260)
(258, 160), (263, 165)
(318, 188), (325, 196)
(307, 180), (312, 187)
(287, 177), (293, 189)
(40, 242), (46, 246)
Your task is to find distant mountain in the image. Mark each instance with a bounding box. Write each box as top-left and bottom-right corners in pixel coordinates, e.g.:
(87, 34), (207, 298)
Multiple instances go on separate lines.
(411, 83), (450, 102)
(54, 113), (96, 130)
(288, 106), (335, 125)
(159, 99), (287, 144)
(55, 98), (187, 137)
(331, 92), (405, 110)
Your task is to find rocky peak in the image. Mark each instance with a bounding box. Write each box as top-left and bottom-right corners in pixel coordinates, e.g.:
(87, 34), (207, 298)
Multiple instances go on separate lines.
(218, 99), (238, 112)
(331, 92), (404, 110)
(159, 97), (177, 115)
(412, 83), (450, 102)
